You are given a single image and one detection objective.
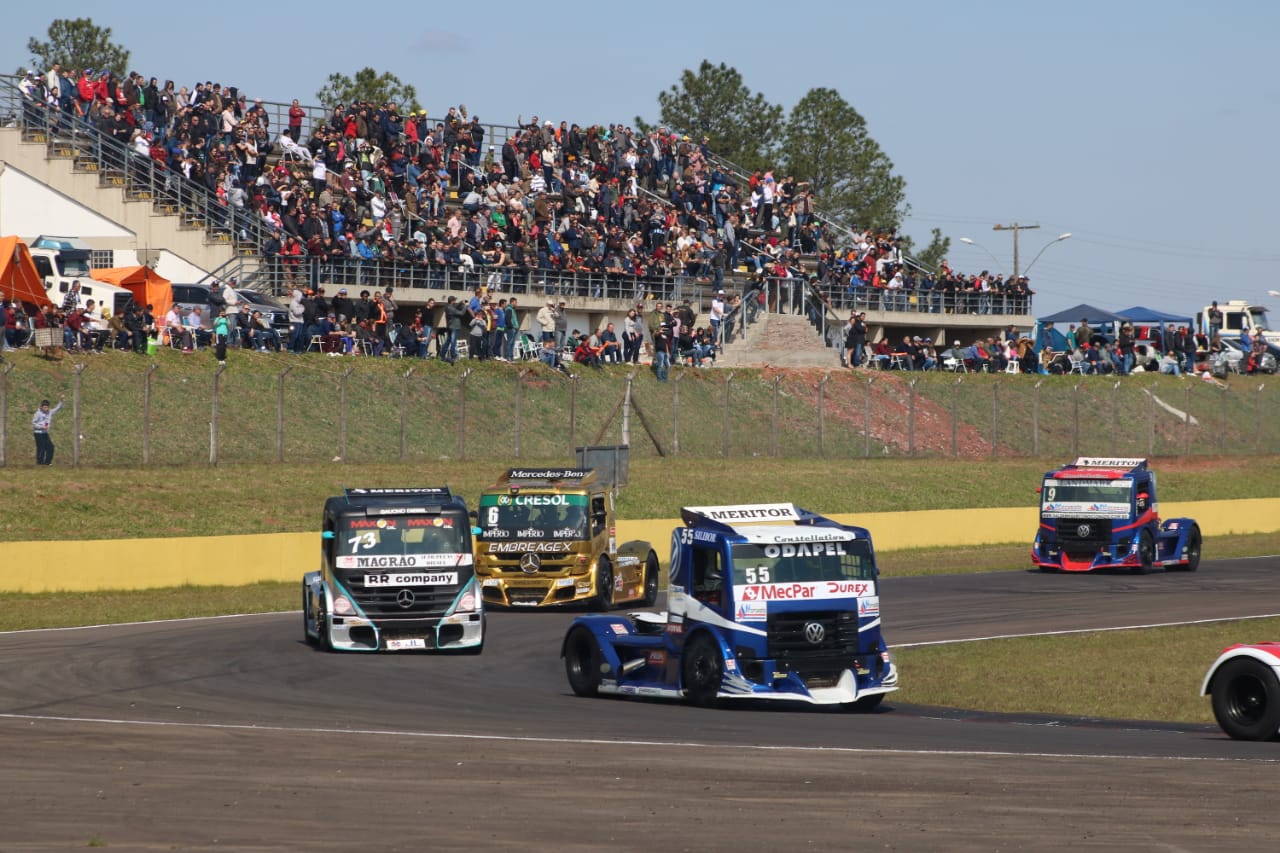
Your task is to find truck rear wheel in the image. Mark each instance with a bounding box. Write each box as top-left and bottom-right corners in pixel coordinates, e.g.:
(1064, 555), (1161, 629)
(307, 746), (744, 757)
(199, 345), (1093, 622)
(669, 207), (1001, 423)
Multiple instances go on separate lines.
(641, 551), (659, 607)
(1174, 526), (1202, 572)
(682, 635), (723, 707)
(1211, 658), (1280, 741)
(590, 558), (613, 612)
(564, 627), (603, 697)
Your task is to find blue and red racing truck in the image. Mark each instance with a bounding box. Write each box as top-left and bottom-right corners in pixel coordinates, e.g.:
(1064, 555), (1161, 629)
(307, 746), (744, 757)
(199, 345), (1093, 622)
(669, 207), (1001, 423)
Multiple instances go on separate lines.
(560, 503), (897, 710)
(1032, 457), (1201, 573)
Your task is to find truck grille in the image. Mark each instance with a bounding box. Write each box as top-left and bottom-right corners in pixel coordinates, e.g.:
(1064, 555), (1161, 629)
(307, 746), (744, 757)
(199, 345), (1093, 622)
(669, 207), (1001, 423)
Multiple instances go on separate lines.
(1054, 518), (1112, 557)
(338, 570), (456, 618)
(767, 610), (859, 661)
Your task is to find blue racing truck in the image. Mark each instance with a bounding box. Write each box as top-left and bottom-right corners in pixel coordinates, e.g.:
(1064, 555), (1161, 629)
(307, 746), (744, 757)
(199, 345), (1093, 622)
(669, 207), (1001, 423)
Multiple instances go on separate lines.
(561, 503), (897, 710)
(302, 487), (484, 652)
(1032, 457), (1201, 574)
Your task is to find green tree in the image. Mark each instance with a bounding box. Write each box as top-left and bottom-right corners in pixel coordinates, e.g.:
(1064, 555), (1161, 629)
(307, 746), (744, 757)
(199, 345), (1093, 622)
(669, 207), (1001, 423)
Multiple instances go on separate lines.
(781, 87), (907, 233)
(640, 60), (783, 174)
(26, 18), (130, 77)
(316, 68), (420, 112)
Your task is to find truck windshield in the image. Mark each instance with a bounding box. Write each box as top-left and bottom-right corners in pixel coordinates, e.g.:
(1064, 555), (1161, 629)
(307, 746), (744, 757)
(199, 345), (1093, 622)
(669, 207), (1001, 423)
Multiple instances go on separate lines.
(335, 515), (471, 569)
(1041, 479), (1133, 518)
(730, 539), (876, 586)
(476, 493), (590, 541)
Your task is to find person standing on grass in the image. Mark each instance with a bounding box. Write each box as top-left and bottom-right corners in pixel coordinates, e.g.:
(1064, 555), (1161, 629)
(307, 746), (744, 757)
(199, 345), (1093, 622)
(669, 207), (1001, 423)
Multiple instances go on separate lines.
(33, 396), (65, 465)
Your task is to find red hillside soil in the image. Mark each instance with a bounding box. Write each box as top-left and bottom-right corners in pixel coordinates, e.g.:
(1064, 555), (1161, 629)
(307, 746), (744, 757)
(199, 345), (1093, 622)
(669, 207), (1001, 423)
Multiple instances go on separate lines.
(761, 367), (993, 456)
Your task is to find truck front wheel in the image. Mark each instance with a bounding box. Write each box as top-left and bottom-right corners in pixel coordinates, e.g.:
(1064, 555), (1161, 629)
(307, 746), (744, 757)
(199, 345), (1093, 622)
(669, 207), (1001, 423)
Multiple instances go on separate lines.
(590, 558), (613, 612)
(682, 635), (723, 707)
(1133, 530), (1154, 574)
(1211, 658), (1280, 741)
(564, 627), (603, 697)
(843, 693), (885, 713)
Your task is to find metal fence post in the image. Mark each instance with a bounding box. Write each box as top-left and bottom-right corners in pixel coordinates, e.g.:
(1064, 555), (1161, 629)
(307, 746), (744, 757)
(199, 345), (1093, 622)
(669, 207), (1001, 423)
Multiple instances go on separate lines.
(1220, 387), (1228, 456)
(1147, 382), (1156, 458)
(818, 373), (829, 457)
(1032, 379), (1043, 457)
(1110, 380), (1120, 455)
(1072, 382), (1081, 457)
(1183, 385), (1192, 457)
(143, 364), (157, 465)
(0, 362), (12, 467)
(276, 367), (291, 463)
(210, 363), (225, 465)
(457, 368), (472, 460)
(1257, 384), (1267, 455)
(671, 373), (683, 457)
(771, 376), (780, 457)
(951, 377), (961, 458)
(990, 381), (999, 459)
(400, 367), (415, 461)
(568, 374), (578, 456)
(864, 376), (875, 458)
(908, 378), (918, 457)
(339, 367), (353, 462)
(722, 372), (735, 458)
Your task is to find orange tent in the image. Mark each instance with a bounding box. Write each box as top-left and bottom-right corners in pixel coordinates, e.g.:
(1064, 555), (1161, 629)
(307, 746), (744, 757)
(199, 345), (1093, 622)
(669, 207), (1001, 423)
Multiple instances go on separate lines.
(0, 236), (54, 309)
(90, 265), (173, 321)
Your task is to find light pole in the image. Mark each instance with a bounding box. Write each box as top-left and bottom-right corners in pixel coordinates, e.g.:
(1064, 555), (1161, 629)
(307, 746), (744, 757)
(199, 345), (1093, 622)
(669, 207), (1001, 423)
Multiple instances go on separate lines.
(958, 237), (1004, 274)
(1022, 233), (1072, 278)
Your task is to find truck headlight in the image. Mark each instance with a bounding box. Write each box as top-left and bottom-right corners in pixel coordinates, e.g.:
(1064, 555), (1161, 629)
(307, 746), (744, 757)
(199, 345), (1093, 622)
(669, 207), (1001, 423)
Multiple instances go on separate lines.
(332, 595), (355, 616)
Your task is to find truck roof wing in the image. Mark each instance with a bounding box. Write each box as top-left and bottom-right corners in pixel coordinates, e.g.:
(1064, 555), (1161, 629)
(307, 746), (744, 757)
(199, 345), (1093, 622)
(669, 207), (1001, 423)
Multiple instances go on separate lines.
(495, 468), (597, 488)
(342, 486), (455, 501)
(680, 503), (860, 539)
(1064, 457), (1148, 472)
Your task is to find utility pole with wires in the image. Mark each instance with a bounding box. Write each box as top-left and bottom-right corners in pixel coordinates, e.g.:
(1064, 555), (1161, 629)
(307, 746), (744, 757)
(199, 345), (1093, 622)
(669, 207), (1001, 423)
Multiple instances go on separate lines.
(992, 223), (1040, 280)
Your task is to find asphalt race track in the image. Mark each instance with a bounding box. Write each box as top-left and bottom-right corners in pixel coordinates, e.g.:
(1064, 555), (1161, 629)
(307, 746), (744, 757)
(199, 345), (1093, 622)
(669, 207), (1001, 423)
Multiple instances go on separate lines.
(2, 556), (1279, 851)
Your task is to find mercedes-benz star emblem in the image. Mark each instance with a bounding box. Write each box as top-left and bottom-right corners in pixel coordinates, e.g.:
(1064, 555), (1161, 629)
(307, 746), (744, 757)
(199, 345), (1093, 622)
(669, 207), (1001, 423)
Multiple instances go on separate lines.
(395, 589), (415, 608)
(520, 552), (541, 574)
(803, 621), (826, 645)
(1077, 524), (1092, 538)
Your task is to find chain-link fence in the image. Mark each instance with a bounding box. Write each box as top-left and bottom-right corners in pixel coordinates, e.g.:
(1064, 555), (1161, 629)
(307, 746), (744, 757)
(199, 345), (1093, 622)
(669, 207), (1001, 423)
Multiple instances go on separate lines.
(2, 359), (1276, 467)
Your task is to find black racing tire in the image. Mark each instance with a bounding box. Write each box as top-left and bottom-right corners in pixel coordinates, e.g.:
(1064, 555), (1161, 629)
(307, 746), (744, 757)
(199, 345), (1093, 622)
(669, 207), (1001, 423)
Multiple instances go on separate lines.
(302, 584), (317, 646)
(590, 558), (613, 612)
(1133, 530), (1154, 575)
(641, 551), (659, 607)
(682, 634), (724, 707)
(564, 626), (603, 697)
(1037, 564), (1058, 573)
(843, 693), (886, 713)
(1178, 526), (1202, 572)
(1211, 658), (1280, 741)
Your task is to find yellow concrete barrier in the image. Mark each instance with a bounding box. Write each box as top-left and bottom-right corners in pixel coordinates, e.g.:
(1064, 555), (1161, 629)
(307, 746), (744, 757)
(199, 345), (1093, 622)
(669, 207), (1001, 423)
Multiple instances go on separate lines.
(1, 499), (1276, 593)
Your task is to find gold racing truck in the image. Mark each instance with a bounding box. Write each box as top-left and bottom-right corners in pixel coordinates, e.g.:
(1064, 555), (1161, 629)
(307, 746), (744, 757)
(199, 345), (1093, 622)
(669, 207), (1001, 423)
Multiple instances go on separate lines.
(473, 468), (659, 610)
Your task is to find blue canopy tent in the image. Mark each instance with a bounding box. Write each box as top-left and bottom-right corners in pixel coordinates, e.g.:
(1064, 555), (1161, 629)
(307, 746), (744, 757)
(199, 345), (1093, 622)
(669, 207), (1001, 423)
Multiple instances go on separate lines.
(1034, 304), (1131, 352)
(1116, 306), (1196, 352)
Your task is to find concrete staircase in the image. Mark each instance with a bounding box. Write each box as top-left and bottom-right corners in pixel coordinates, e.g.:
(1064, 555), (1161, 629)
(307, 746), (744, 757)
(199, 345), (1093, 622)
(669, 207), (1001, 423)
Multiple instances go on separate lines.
(0, 126), (244, 274)
(716, 312), (842, 369)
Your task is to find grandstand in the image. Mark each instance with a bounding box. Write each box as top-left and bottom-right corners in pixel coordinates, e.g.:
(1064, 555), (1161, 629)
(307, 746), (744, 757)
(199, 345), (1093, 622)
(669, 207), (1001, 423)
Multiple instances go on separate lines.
(0, 70), (1032, 367)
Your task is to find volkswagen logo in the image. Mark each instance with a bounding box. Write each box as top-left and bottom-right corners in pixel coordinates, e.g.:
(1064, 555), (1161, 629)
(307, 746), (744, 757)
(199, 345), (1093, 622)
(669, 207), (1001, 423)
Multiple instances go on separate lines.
(1077, 523), (1092, 538)
(395, 589), (415, 609)
(803, 621), (826, 645)
(520, 552), (541, 574)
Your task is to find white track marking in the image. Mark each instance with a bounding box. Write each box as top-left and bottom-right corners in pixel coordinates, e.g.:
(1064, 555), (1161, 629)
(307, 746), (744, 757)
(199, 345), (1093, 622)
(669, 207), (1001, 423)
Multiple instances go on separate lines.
(0, 712), (1272, 764)
(892, 613), (1280, 648)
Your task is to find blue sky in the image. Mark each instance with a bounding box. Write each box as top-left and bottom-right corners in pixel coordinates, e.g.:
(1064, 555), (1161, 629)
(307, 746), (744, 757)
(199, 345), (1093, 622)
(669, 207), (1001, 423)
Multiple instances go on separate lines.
(5, 0), (1277, 320)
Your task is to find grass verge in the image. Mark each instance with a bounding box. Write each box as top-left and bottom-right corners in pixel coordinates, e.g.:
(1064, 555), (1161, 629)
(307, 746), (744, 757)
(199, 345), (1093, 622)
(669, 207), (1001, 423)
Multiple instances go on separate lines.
(894, 616), (1280, 724)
